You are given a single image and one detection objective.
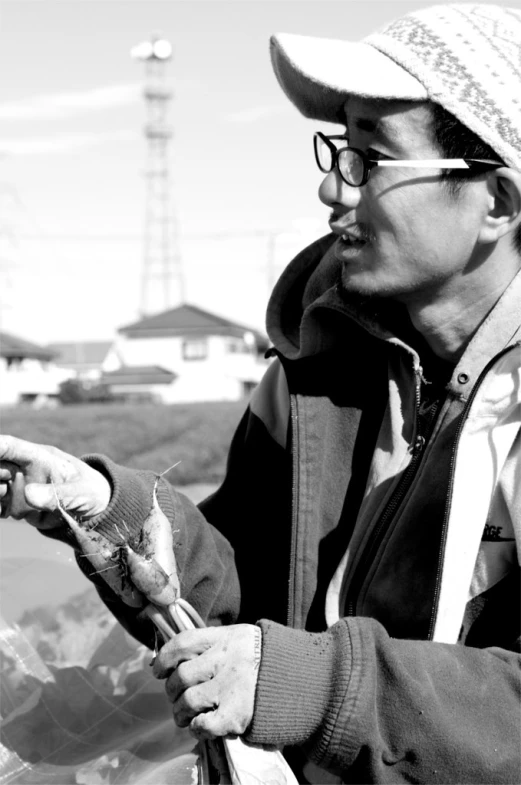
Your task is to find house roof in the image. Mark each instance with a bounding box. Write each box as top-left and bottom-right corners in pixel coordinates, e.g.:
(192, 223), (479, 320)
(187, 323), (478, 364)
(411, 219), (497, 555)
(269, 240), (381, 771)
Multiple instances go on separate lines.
(48, 341), (113, 368)
(100, 365), (177, 386)
(118, 303), (268, 346)
(0, 331), (56, 361)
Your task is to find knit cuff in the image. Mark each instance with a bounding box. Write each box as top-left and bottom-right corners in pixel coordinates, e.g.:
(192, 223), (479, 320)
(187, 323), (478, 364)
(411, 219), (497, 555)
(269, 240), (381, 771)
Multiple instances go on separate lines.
(38, 454), (161, 550)
(245, 619), (353, 757)
(80, 454), (169, 545)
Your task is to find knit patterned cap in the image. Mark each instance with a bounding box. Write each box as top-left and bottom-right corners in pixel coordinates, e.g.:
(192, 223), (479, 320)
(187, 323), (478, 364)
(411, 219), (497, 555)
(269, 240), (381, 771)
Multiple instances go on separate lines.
(270, 4), (521, 170)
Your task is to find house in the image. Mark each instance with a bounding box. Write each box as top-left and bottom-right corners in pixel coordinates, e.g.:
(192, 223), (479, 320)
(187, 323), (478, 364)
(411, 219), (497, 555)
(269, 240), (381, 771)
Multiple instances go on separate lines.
(0, 331), (70, 406)
(47, 341), (114, 382)
(101, 303), (271, 403)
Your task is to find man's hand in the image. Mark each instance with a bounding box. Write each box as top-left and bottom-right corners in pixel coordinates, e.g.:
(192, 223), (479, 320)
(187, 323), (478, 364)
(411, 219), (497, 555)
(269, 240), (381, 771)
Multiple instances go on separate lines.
(153, 624), (261, 739)
(0, 435), (111, 529)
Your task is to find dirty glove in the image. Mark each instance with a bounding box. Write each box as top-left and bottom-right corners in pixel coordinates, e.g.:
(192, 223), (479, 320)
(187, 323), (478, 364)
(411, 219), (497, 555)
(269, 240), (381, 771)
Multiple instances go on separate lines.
(0, 434), (111, 529)
(153, 624), (262, 739)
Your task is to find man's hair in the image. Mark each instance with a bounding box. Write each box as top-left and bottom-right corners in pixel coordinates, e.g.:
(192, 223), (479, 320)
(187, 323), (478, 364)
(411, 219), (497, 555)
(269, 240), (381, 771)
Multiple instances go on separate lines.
(431, 102), (521, 256)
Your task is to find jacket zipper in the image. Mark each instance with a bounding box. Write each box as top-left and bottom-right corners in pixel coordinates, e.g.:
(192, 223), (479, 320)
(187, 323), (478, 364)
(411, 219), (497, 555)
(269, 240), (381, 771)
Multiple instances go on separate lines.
(345, 365), (440, 616)
(427, 343), (520, 639)
(287, 393), (299, 627)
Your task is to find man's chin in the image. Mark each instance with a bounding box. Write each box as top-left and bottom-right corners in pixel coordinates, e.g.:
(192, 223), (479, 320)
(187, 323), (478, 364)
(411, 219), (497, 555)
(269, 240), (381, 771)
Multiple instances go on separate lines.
(339, 269), (385, 300)
(340, 258), (416, 299)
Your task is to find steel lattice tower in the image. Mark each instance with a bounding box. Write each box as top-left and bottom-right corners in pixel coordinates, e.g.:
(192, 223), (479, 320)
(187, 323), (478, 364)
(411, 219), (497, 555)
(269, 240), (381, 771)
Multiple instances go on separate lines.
(132, 35), (184, 316)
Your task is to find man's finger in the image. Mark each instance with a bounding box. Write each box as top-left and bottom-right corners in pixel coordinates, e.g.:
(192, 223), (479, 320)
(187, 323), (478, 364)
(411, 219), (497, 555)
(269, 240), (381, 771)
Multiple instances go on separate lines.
(1, 472), (66, 528)
(153, 628), (216, 679)
(4, 471), (38, 518)
(0, 463), (18, 481)
(190, 705), (250, 740)
(0, 436), (47, 467)
(0, 436), (77, 485)
(172, 683), (219, 728)
(165, 655), (216, 703)
(0, 482), (12, 518)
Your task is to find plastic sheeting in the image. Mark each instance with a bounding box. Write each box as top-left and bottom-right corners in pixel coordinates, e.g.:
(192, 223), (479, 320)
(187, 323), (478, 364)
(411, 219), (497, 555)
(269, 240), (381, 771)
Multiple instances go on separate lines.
(0, 511), (204, 784)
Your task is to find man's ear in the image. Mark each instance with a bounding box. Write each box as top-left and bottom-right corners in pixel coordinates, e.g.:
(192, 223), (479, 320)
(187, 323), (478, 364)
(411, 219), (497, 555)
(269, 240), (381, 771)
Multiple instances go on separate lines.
(478, 167), (521, 245)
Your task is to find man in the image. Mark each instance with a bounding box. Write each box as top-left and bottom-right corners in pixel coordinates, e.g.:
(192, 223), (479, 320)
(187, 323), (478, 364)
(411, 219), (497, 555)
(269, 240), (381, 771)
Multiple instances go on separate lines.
(1, 4), (520, 783)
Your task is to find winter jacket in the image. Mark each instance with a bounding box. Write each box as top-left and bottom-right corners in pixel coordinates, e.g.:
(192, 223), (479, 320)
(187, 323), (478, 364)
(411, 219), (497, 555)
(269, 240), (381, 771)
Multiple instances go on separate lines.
(71, 234), (520, 783)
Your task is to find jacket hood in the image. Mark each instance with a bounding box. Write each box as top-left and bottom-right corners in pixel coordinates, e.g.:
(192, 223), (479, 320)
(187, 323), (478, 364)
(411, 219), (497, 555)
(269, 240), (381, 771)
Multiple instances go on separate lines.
(265, 233), (421, 362)
(266, 234), (521, 368)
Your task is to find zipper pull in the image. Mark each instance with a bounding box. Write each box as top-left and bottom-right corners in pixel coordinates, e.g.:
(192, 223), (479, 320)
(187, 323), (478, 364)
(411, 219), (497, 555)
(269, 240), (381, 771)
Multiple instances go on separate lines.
(415, 364), (423, 404)
(412, 433), (426, 455)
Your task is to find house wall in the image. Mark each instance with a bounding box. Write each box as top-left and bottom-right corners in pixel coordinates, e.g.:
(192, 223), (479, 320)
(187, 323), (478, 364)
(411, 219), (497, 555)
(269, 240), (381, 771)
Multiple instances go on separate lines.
(0, 358), (71, 406)
(109, 377), (242, 404)
(102, 345), (124, 373)
(115, 334), (269, 403)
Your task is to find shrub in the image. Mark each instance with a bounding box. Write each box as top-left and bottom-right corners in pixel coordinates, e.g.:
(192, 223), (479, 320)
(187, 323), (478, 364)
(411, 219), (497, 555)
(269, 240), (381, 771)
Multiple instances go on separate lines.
(58, 379), (115, 405)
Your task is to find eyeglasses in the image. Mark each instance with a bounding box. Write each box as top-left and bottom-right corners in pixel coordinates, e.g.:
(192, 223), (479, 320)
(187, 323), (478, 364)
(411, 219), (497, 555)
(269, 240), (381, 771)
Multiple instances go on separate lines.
(314, 132), (503, 187)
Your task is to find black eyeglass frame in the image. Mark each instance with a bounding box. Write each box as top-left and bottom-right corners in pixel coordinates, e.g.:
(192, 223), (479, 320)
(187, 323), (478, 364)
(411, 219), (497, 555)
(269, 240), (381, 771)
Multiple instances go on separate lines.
(313, 131), (504, 187)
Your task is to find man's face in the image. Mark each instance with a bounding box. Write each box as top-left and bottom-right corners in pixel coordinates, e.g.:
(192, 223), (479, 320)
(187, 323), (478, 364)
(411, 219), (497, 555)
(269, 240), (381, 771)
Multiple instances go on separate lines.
(319, 97), (485, 306)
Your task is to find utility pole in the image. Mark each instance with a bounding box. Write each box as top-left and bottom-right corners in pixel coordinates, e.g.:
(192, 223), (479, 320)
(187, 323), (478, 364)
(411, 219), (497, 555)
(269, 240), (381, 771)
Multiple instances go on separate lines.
(131, 35), (184, 316)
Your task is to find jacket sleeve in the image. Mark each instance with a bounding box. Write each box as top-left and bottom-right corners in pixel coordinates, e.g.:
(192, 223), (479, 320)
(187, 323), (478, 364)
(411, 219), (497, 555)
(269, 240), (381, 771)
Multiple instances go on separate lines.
(71, 456), (242, 648)
(41, 357), (292, 646)
(245, 615), (521, 784)
(198, 358), (293, 625)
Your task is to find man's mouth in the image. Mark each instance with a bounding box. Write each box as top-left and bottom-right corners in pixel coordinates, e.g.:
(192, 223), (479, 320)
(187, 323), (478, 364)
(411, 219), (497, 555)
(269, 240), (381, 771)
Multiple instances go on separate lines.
(329, 214), (370, 248)
(338, 232), (367, 248)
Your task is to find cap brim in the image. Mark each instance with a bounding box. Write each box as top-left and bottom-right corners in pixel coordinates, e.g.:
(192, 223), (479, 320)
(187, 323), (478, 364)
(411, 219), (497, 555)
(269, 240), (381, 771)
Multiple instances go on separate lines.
(270, 33), (428, 124)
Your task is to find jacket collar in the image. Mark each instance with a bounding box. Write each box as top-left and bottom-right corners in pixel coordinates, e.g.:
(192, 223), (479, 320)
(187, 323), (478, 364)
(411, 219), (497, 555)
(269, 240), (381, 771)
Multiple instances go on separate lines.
(266, 233), (418, 362)
(447, 268), (521, 401)
(266, 233), (521, 382)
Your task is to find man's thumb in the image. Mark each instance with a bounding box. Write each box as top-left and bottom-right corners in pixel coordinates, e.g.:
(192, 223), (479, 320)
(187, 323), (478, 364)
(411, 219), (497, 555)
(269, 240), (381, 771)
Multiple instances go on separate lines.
(25, 482), (59, 511)
(26, 480), (105, 520)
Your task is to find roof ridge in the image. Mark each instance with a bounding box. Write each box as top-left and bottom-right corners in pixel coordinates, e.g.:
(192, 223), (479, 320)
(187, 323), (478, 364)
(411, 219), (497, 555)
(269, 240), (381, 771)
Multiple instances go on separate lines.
(118, 302), (266, 339)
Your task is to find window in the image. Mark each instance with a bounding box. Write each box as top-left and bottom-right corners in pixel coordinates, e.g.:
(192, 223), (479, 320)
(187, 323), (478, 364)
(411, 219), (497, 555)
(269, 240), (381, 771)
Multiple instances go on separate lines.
(182, 339), (208, 361)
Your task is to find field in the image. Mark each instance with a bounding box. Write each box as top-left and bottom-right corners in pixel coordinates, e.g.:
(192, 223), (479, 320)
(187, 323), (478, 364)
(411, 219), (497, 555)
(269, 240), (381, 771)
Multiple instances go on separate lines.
(0, 400), (246, 486)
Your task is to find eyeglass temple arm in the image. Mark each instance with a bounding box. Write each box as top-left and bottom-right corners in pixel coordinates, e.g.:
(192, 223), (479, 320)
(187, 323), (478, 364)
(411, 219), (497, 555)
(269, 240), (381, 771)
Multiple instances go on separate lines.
(373, 158), (501, 169)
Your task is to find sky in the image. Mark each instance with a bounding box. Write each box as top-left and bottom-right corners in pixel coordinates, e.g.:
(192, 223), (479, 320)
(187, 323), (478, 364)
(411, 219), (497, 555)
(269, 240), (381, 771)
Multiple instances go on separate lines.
(0, 0), (496, 343)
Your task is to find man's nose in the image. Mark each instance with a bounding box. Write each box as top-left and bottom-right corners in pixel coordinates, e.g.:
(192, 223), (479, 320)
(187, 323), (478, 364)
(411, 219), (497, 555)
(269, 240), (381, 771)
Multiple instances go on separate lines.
(318, 169), (362, 209)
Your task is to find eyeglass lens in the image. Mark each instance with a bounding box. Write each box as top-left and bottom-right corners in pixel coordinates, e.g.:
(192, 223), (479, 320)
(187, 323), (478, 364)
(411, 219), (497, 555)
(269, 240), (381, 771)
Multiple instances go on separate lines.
(315, 136), (364, 186)
(315, 135), (334, 172)
(339, 151), (364, 186)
